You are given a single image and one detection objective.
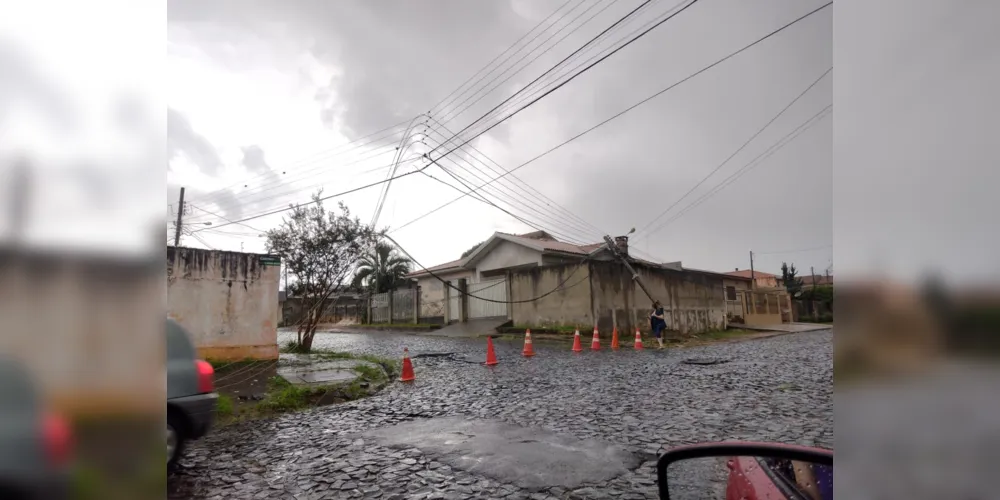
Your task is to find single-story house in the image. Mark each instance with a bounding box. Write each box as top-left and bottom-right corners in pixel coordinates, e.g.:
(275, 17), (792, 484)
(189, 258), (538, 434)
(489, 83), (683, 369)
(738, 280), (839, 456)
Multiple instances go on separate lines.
(726, 268), (780, 289)
(406, 231), (783, 334)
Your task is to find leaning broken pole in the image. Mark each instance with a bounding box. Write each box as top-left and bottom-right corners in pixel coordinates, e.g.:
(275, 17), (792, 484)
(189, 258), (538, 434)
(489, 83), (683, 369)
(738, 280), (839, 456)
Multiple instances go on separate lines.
(602, 234), (658, 304)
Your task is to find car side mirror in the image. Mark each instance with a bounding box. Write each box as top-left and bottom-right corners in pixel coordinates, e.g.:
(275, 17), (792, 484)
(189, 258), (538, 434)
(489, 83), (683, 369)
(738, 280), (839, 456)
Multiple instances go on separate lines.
(657, 442), (833, 500)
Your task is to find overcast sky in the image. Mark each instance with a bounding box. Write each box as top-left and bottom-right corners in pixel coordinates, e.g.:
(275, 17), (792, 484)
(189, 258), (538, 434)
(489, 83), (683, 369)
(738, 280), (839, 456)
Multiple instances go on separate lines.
(166, 0), (833, 278)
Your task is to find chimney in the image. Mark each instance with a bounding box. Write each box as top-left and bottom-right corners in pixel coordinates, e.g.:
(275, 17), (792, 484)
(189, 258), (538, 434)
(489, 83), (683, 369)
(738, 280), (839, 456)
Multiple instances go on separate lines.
(614, 236), (629, 258)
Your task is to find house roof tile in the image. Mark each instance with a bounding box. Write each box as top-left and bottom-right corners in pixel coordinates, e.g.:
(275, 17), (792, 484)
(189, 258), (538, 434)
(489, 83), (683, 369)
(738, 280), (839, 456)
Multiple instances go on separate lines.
(725, 269), (779, 279)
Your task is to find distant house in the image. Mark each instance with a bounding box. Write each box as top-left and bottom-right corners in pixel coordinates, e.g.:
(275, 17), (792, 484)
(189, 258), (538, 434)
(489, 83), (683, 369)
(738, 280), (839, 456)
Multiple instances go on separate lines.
(404, 231), (787, 334)
(726, 268), (780, 289)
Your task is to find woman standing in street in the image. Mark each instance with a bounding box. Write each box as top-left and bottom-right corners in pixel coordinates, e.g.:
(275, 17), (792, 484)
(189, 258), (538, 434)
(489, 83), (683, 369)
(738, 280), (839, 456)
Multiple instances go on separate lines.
(650, 301), (666, 349)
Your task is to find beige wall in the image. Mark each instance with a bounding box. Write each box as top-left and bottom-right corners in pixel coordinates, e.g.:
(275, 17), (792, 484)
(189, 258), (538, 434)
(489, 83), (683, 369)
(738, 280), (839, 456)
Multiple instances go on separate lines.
(509, 261), (729, 335)
(167, 247), (280, 361)
(0, 248), (163, 417)
(588, 263), (727, 335)
(510, 263), (594, 327)
(416, 270), (473, 321)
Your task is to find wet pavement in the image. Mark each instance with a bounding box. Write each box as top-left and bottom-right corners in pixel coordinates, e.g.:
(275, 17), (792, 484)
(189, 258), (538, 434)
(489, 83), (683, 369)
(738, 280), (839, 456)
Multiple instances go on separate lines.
(169, 329), (832, 499)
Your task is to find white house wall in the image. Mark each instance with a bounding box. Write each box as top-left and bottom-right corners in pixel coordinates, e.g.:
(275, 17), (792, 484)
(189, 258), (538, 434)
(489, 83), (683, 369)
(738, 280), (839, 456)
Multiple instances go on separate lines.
(474, 240), (543, 280)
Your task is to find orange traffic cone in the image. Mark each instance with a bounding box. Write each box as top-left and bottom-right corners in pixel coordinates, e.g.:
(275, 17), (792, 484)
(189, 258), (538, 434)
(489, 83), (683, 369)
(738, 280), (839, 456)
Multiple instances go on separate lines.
(571, 328), (583, 352)
(591, 326), (601, 351)
(485, 336), (499, 366)
(611, 326), (620, 350)
(522, 329), (535, 357)
(634, 328), (644, 350)
(400, 347), (415, 382)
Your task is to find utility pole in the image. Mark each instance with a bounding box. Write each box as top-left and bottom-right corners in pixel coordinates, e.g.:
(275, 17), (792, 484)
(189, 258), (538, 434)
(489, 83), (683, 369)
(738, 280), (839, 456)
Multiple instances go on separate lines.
(811, 265), (817, 291)
(603, 235), (657, 303)
(749, 250), (756, 290)
(173, 187), (186, 247)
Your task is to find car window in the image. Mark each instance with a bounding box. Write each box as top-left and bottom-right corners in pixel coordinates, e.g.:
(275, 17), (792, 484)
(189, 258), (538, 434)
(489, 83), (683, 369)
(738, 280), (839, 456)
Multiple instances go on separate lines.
(167, 320), (196, 361)
(0, 358), (38, 408)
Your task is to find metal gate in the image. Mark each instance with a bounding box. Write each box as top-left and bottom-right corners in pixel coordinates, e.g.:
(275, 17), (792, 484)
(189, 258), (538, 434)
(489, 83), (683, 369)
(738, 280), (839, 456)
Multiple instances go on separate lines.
(468, 279), (508, 319)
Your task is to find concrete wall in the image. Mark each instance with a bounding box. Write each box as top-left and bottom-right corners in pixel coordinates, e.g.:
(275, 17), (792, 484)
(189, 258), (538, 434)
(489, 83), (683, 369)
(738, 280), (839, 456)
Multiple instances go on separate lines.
(167, 247), (280, 361)
(416, 270), (472, 321)
(508, 261), (727, 335)
(0, 247), (162, 417)
(474, 240), (542, 280)
(510, 263), (593, 327)
(588, 262), (727, 335)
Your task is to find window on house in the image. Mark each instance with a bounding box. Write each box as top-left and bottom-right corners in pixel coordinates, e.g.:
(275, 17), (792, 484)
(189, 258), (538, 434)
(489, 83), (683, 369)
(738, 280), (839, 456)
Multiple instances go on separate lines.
(725, 286), (737, 301)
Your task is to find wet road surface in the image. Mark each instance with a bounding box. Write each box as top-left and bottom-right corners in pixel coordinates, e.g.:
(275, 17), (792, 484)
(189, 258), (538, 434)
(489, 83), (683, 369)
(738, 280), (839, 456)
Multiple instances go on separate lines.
(169, 329), (832, 499)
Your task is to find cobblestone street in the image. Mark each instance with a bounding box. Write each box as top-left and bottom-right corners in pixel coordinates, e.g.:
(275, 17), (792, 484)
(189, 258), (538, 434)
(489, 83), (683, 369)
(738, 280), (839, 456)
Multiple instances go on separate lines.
(168, 330), (832, 499)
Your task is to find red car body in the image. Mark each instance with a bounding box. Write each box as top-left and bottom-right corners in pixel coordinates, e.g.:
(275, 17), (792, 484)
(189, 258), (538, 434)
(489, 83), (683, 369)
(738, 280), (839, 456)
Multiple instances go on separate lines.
(726, 456), (789, 500)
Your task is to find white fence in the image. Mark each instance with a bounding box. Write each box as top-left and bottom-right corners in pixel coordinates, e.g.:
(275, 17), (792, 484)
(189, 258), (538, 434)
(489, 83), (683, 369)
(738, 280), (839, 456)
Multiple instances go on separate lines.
(468, 279), (508, 319)
(447, 280), (461, 322)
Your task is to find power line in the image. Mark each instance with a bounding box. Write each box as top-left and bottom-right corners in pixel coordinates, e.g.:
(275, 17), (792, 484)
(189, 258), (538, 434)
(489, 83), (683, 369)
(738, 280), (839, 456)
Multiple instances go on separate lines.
(370, 116), (428, 229)
(419, 129), (604, 243)
(189, 157), (431, 232)
(635, 66), (833, 236)
(194, 2), (831, 241)
(192, 153), (429, 229)
(183, 118), (413, 205)
(644, 104), (832, 236)
(429, 0), (687, 158)
(419, 164), (595, 246)
(450, 0), (685, 137)
(435, 0), (627, 126)
(429, 1), (831, 172)
(423, 115), (608, 237)
(191, 137), (406, 211)
(428, 0), (579, 116)
(189, 204), (265, 233)
(391, 3), (831, 235)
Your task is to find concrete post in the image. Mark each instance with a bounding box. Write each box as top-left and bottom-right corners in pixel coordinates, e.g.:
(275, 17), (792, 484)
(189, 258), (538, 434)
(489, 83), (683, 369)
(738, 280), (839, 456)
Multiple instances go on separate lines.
(412, 285), (420, 324)
(444, 282), (451, 324)
(367, 294), (373, 325)
(505, 271), (513, 321)
(388, 289), (394, 324)
(458, 278), (468, 323)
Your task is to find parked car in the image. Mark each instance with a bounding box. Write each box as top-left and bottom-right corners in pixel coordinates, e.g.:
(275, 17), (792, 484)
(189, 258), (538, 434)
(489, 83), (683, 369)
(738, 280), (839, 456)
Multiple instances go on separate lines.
(0, 357), (72, 500)
(166, 318), (218, 469)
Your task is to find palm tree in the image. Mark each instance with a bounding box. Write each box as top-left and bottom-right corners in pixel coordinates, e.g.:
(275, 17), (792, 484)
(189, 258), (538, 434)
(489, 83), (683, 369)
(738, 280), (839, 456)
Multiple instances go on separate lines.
(352, 241), (413, 293)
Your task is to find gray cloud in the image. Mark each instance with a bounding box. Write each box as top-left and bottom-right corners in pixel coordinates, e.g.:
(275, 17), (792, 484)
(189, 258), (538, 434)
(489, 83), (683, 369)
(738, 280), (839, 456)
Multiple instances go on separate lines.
(166, 0), (841, 275)
(0, 39), (77, 135)
(167, 107), (224, 176)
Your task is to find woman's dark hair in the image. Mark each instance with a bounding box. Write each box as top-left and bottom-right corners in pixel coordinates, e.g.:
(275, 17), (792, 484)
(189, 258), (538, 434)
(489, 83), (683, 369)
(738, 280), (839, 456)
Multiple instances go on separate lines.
(653, 301), (661, 308)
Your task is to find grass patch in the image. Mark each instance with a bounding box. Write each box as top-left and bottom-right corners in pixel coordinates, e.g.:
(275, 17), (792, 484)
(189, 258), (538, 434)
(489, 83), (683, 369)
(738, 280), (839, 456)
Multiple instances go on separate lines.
(216, 393), (234, 418)
(218, 350), (398, 425)
(280, 340), (310, 353)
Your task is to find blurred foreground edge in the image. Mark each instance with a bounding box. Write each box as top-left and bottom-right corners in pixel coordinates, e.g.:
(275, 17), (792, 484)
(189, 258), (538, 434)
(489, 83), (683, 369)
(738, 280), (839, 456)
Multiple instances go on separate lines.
(0, 244), (164, 418)
(835, 278), (1000, 384)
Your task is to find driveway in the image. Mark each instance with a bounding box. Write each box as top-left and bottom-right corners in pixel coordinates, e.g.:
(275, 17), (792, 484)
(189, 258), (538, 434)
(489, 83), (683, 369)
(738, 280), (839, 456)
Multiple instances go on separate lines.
(169, 330), (832, 499)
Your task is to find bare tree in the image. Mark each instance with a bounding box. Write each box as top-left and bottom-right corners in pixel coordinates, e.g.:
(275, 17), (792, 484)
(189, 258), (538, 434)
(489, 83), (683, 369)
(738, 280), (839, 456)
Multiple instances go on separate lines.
(265, 192), (376, 352)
